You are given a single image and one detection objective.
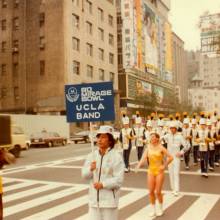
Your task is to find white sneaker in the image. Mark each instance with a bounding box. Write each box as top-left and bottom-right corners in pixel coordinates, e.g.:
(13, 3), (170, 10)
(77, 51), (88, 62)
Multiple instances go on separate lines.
(157, 203), (164, 216)
(214, 162), (219, 167)
(174, 191), (179, 196)
(149, 205), (156, 217)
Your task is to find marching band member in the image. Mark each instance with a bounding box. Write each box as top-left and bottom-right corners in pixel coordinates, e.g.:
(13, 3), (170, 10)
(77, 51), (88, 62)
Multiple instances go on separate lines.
(162, 121), (189, 196)
(214, 120), (220, 167)
(119, 117), (134, 173)
(133, 112), (146, 161)
(191, 119), (199, 165)
(196, 118), (209, 177)
(175, 112), (183, 132)
(182, 118), (192, 170)
(145, 120), (154, 145)
(206, 120), (216, 171)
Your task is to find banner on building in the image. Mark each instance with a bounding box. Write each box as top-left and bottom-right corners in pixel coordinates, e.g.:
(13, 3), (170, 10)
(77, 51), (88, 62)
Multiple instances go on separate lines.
(154, 86), (164, 104)
(136, 80), (152, 95)
(65, 82), (115, 122)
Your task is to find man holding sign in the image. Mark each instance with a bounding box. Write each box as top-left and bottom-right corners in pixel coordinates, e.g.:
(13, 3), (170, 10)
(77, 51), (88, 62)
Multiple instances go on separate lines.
(65, 82), (124, 220)
(82, 125), (124, 220)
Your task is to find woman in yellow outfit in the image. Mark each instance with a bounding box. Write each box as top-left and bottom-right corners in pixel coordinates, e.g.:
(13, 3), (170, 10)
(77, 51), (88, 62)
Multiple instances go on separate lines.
(136, 133), (173, 217)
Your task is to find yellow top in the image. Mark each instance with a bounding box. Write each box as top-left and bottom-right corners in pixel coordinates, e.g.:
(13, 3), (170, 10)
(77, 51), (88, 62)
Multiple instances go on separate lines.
(148, 148), (164, 176)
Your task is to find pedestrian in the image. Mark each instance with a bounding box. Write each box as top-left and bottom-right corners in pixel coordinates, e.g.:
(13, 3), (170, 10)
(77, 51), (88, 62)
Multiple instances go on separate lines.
(162, 121), (190, 196)
(82, 125), (124, 220)
(136, 132), (173, 217)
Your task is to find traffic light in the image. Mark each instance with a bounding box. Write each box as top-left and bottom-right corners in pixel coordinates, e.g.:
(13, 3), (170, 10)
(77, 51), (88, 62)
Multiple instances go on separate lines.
(0, 115), (11, 146)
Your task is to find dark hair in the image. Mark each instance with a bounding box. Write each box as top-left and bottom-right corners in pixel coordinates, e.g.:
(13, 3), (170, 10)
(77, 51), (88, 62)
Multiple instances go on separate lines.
(150, 132), (160, 139)
(97, 133), (115, 148)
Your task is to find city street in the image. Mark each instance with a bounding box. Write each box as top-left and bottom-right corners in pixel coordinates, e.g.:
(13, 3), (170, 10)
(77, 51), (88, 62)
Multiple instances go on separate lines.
(1, 143), (220, 220)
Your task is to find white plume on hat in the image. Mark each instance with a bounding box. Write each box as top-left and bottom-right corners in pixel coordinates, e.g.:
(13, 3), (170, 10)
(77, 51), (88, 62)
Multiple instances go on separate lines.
(122, 116), (129, 125)
(199, 118), (206, 125)
(191, 118), (197, 125)
(158, 120), (164, 127)
(135, 116), (142, 124)
(146, 120), (153, 127)
(206, 119), (212, 126)
(183, 118), (190, 124)
(169, 121), (178, 128)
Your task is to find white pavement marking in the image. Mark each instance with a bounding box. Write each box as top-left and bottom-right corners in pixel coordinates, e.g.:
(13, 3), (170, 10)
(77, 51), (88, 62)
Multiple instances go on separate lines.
(3, 182), (35, 193)
(4, 186), (86, 217)
(4, 184), (60, 202)
(127, 193), (183, 220)
(178, 195), (219, 220)
(0, 155), (86, 175)
(3, 178), (18, 184)
(22, 195), (88, 220)
(75, 190), (149, 220)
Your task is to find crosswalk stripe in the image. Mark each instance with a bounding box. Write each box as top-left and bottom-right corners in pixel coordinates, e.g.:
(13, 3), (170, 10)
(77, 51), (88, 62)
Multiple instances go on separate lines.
(22, 195), (88, 220)
(3, 182), (35, 193)
(178, 195), (219, 220)
(3, 178), (18, 184)
(4, 186), (87, 217)
(126, 193), (183, 220)
(4, 184), (60, 203)
(75, 190), (148, 220)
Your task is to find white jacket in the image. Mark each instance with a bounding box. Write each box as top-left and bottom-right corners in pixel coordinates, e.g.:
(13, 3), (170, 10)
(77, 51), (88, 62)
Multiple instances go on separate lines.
(82, 148), (124, 208)
(163, 132), (190, 156)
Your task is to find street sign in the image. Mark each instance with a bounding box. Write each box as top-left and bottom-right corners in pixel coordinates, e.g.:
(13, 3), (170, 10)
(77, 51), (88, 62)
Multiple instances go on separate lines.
(65, 82), (115, 122)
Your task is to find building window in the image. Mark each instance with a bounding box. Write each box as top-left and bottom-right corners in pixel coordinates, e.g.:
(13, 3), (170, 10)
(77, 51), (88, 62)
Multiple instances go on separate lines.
(12, 39), (19, 52)
(86, 0), (92, 14)
(98, 8), (104, 21)
(108, 15), (113, 26)
(1, 88), (7, 98)
(73, 60), (80, 75)
(86, 21), (92, 35)
(98, 48), (104, 60)
(87, 65), (93, 78)
(110, 72), (114, 82)
(72, 0), (79, 6)
(13, 63), (18, 76)
(40, 60), (45, 75)
(118, 54), (122, 65)
(14, 86), (19, 99)
(73, 37), (80, 51)
(2, 0), (7, 8)
(99, 69), (104, 80)
(14, 0), (19, 8)
(39, 36), (45, 49)
(1, 41), (6, 52)
(109, 53), (114, 64)
(98, 28), (104, 41)
(39, 13), (45, 27)
(109, 34), (114, 46)
(13, 17), (19, 30)
(1, 64), (6, 75)
(73, 14), (79, 29)
(1, 19), (6, 30)
(86, 43), (93, 56)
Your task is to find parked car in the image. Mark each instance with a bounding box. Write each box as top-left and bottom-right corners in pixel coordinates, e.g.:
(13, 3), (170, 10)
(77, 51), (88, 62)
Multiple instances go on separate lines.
(30, 132), (67, 147)
(70, 131), (90, 144)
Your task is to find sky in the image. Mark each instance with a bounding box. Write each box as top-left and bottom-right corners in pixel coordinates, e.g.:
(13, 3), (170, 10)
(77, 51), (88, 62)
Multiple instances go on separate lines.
(169, 0), (220, 51)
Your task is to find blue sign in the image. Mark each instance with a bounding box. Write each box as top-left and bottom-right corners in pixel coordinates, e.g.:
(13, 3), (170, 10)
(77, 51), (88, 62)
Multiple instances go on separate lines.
(65, 82), (115, 122)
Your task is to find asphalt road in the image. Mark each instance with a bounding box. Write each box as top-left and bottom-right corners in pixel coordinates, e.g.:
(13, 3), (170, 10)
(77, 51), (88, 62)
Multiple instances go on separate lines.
(1, 143), (220, 220)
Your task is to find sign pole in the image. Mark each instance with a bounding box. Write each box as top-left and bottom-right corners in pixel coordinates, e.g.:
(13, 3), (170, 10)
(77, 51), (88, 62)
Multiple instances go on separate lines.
(89, 122), (95, 158)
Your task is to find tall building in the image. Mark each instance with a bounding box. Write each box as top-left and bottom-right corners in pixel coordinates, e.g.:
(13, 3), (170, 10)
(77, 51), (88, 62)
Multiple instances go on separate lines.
(0, 0), (119, 117)
(172, 32), (187, 104)
(117, 0), (175, 116)
(188, 12), (220, 112)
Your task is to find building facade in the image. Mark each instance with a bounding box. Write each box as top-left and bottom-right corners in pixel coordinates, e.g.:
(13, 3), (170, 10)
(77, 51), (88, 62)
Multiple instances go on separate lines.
(172, 32), (187, 104)
(188, 11), (220, 112)
(117, 0), (175, 116)
(0, 0), (119, 119)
